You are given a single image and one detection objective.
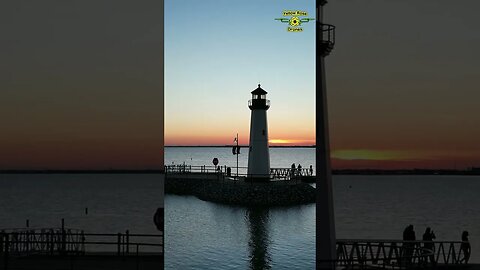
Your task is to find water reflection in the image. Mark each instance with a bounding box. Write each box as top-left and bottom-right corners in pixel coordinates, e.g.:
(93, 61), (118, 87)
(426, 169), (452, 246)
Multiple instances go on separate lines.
(246, 207), (272, 270)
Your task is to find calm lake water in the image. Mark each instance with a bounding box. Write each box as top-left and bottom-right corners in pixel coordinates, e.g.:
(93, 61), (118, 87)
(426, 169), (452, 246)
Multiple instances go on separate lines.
(0, 147), (478, 269)
(165, 147), (480, 269)
(0, 174), (163, 234)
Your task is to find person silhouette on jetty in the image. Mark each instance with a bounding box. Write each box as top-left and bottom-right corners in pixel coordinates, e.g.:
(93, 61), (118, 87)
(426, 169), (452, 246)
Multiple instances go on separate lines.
(297, 164), (302, 176)
(291, 163), (296, 178)
(402, 225), (416, 265)
(460, 231), (471, 263)
(309, 165), (313, 176)
(403, 224), (416, 241)
(422, 227), (436, 265)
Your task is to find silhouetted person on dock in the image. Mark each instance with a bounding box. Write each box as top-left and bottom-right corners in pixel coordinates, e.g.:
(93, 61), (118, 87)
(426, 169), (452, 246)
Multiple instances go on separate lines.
(402, 225), (416, 266)
(422, 227), (436, 265)
(297, 164), (302, 176)
(309, 165), (313, 176)
(290, 163), (295, 179)
(460, 231), (471, 263)
(403, 224), (416, 241)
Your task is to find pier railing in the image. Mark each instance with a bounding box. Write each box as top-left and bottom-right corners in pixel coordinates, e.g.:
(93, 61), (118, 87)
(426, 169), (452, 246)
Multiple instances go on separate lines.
(0, 228), (163, 258)
(335, 239), (469, 269)
(165, 164), (314, 181)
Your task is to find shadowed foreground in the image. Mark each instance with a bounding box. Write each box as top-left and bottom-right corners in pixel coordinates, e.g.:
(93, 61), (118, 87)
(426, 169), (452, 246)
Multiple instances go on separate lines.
(0, 228), (164, 270)
(331, 264), (479, 270)
(0, 254), (163, 270)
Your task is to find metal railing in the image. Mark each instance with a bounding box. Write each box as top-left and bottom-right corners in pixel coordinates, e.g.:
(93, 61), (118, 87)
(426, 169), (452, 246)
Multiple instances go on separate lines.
(320, 23), (335, 45)
(165, 164), (314, 181)
(0, 229), (163, 258)
(248, 99), (270, 108)
(335, 239), (469, 269)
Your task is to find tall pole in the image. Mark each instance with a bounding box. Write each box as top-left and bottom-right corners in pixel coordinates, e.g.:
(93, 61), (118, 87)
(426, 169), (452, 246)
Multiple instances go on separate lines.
(236, 133), (239, 179)
(316, 1), (336, 269)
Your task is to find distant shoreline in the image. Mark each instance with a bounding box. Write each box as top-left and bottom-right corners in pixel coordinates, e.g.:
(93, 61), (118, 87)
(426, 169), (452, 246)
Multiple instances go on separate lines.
(1, 169), (479, 175)
(0, 170), (164, 174)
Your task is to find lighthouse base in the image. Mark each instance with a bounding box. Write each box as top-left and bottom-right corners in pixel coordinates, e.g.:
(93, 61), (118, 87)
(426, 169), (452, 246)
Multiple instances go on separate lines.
(165, 173), (315, 206)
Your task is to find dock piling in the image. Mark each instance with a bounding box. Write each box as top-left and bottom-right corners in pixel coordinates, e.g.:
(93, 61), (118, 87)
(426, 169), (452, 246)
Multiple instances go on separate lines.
(126, 230), (130, 254)
(117, 233), (121, 256)
(4, 234), (9, 270)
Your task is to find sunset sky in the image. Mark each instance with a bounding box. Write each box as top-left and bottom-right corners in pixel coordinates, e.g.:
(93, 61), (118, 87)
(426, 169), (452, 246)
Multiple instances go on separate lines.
(165, 0), (480, 169)
(0, 1), (163, 170)
(165, 0), (317, 148)
(1, 1), (479, 170)
(327, 0), (480, 169)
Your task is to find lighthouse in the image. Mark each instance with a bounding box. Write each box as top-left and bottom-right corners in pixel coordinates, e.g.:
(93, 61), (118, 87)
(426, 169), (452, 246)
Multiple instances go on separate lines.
(317, 1), (337, 268)
(247, 84), (270, 181)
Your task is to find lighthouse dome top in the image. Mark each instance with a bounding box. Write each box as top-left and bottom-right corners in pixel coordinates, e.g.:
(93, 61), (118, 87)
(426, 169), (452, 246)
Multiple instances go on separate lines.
(251, 84), (267, 95)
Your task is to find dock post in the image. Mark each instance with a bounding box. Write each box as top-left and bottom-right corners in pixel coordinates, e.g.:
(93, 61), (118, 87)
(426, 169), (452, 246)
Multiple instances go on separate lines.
(126, 230), (130, 254)
(49, 230), (54, 255)
(4, 234), (9, 270)
(26, 229), (29, 252)
(0, 231), (3, 255)
(61, 219), (66, 255)
(81, 230), (85, 254)
(117, 233), (121, 256)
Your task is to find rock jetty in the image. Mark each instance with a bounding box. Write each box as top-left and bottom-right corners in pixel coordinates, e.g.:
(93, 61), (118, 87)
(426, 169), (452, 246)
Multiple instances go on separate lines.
(165, 173), (316, 206)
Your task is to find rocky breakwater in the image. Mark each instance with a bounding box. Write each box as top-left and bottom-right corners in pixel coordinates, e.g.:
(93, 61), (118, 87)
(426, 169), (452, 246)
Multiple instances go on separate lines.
(165, 173), (316, 206)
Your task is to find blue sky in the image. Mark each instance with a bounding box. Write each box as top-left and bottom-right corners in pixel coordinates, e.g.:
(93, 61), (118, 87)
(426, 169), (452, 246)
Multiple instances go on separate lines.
(165, 0), (316, 145)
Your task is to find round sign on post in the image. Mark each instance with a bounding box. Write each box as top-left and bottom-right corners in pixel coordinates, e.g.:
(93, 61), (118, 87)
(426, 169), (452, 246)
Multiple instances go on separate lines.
(153, 208), (163, 232)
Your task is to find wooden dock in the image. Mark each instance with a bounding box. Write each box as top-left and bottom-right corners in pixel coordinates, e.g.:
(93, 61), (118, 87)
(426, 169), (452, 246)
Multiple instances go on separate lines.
(0, 228), (163, 270)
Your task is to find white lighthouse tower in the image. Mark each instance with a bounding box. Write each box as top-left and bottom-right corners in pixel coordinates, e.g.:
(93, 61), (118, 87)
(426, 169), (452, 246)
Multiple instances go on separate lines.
(247, 84), (270, 181)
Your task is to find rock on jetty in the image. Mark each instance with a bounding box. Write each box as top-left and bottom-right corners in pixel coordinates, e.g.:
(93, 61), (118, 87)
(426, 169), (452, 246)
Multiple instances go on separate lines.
(165, 173), (316, 206)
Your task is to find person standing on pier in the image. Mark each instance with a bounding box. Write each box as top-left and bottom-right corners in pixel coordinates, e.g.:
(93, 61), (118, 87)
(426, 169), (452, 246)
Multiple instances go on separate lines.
(422, 227), (436, 265)
(403, 224), (416, 241)
(290, 163), (295, 179)
(460, 231), (471, 263)
(402, 225), (416, 266)
(297, 164), (302, 176)
(309, 165), (313, 176)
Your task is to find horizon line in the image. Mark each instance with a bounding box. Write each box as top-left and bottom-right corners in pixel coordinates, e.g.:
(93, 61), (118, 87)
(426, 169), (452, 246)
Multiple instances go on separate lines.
(0, 168), (479, 174)
(164, 145), (316, 147)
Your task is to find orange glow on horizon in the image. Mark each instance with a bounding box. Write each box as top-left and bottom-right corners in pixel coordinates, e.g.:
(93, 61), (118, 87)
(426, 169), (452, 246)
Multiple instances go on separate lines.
(164, 137), (315, 146)
(330, 149), (480, 170)
(269, 139), (314, 146)
(331, 149), (416, 161)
